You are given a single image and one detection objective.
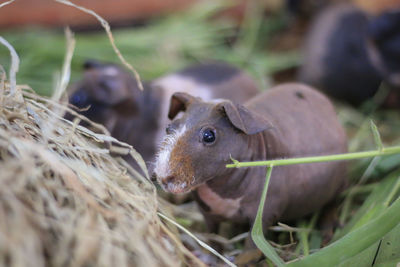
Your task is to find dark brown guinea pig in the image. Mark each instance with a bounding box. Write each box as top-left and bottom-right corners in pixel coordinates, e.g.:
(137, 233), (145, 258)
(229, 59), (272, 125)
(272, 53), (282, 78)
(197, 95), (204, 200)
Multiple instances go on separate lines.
(367, 10), (400, 90)
(152, 83), (347, 233)
(66, 60), (260, 165)
(66, 60), (142, 129)
(298, 4), (400, 106)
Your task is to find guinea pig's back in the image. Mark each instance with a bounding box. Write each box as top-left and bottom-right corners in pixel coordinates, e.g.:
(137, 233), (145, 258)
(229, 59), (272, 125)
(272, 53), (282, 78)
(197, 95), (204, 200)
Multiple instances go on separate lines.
(194, 63), (260, 103)
(245, 83), (348, 220)
(153, 62), (259, 104)
(246, 83), (347, 157)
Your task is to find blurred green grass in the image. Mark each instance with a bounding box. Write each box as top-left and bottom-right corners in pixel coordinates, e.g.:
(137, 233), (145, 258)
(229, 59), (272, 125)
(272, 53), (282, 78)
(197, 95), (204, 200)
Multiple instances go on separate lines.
(0, 1), (298, 96)
(0, 0), (399, 265)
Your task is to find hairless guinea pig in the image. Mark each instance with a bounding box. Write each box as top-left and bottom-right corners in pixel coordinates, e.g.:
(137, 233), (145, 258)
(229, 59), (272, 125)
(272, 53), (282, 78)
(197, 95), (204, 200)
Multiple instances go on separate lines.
(67, 60), (259, 164)
(152, 83), (347, 232)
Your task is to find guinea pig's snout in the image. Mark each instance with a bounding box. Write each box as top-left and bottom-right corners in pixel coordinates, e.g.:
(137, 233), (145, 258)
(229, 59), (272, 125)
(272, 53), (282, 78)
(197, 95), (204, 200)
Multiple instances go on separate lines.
(159, 175), (189, 194)
(150, 172), (157, 182)
(160, 175), (175, 188)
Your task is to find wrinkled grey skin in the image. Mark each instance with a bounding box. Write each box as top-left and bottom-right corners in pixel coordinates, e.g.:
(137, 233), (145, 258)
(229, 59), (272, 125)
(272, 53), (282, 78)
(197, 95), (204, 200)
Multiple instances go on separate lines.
(66, 60), (259, 166)
(153, 83), (347, 232)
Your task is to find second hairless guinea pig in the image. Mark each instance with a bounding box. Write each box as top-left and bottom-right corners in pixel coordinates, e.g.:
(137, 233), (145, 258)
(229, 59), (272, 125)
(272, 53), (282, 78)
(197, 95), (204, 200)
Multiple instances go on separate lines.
(153, 83), (347, 232)
(67, 61), (259, 164)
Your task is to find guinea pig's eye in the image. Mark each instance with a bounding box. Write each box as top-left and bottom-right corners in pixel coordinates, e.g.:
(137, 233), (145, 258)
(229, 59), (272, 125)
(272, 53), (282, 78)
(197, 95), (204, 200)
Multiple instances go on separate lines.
(201, 127), (216, 145)
(70, 90), (88, 107)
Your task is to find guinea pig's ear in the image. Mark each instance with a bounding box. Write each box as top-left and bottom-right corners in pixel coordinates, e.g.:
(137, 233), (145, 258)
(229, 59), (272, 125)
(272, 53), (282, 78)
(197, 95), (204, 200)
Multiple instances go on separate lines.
(168, 92), (197, 120)
(220, 101), (273, 135)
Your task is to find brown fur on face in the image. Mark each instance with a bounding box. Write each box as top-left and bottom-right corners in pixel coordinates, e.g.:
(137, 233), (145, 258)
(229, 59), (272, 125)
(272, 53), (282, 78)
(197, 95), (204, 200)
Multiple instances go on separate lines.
(166, 135), (196, 193)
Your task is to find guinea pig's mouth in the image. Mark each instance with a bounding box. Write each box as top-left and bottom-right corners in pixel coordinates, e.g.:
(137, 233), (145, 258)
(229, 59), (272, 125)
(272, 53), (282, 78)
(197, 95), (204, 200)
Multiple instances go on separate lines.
(158, 175), (192, 194)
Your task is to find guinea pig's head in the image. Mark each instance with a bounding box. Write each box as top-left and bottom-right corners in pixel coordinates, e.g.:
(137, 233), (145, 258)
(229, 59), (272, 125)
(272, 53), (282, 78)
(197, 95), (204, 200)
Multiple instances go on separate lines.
(152, 92), (272, 194)
(67, 60), (140, 122)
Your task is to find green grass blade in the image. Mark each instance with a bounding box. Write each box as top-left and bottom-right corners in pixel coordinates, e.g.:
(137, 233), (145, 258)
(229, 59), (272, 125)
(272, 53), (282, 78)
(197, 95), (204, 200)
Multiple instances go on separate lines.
(298, 223), (309, 257)
(251, 166), (285, 267)
(384, 176), (400, 207)
(337, 242), (379, 267)
(370, 120), (383, 151)
(334, 171), (400, 241)
(296, 214), (318, 257)
(226, 146), (400, 168)
(336, 223), (400, 267)
(373, 223), (400, 266)
(287, 196), (400, 267)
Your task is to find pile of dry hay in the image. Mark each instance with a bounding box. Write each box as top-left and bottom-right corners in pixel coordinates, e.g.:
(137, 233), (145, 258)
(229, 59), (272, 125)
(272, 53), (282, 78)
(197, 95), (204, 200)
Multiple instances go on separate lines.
(0, 69), (204, 266)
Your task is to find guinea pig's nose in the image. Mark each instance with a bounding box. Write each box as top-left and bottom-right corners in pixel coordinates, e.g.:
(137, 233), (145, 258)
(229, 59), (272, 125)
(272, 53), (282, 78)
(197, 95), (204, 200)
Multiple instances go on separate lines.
(150, 173), (157, 182)
(161, 176), (175, 187)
